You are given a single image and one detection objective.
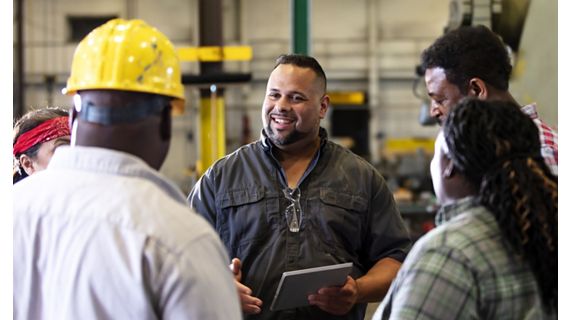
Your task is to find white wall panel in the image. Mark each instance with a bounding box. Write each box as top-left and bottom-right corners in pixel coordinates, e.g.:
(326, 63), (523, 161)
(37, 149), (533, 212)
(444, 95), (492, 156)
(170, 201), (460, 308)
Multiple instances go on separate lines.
(137, 0), (195, 43)
(242, 0), (290, 41)
(313, 0), (367, 40)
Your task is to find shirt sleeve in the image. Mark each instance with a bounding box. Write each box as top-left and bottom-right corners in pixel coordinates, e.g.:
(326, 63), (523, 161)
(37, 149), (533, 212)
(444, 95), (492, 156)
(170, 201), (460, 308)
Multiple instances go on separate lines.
(364, 172), (412, 264)
(188, 166), (218, 227)
(375, 246), (478, 320)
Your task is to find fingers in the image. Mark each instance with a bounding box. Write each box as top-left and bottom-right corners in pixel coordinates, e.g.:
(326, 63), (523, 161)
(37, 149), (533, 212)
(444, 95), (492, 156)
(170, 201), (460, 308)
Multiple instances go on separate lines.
(234, 280), (263, 314)
(228, 258), (263, 314)
(229, 258), (241, 274)
(235, 279), (252, 295)
(307, 276), (358, 316)
(230, 258), (241, 272)
(314, 275), (356, 297)
(241, 294), (263, 314)
(229, 258), (242, 281)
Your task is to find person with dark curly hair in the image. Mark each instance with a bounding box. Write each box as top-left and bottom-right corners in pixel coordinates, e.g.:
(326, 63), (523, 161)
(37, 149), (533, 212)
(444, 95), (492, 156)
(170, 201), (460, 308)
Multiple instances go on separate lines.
(374, 98), (557, 319)
(13, 107), (70, 184)
(420, 25), (557, 175)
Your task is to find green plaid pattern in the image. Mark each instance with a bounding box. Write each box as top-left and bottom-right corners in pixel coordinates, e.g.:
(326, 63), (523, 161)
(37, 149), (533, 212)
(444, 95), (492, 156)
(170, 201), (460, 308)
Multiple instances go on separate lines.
(374, 197), (555, 319)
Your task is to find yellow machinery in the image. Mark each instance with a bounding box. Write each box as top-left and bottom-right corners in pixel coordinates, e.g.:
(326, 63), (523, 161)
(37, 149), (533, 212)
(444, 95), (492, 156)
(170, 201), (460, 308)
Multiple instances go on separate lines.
(178, 45), (252, 175)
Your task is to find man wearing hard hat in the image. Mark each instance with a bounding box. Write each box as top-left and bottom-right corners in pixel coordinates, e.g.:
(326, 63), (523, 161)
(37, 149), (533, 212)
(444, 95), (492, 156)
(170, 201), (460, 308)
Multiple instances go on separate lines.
(13, 19), (241, 320)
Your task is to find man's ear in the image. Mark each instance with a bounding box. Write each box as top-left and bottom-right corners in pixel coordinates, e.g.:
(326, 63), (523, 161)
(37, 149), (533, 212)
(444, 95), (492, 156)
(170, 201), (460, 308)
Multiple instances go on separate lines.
(159, 103), (172, 141)
(467, 78), (489, 99)
(319, 95), (330, 119)
(19, 154), (36, 176)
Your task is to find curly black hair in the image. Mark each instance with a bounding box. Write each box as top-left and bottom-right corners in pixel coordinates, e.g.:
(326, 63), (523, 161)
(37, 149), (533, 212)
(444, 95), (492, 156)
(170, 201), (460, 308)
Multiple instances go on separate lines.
(443, 99), (557, 312)
(420, 25), (512, 94)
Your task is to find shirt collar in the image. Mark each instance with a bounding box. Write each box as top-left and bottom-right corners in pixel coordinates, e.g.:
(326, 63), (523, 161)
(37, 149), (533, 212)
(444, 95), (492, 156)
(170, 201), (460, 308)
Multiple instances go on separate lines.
(260, 127), (328, 188)
(520, 103), (538, 120)
(435, 196), (478, 226)
(49, 146), (188, 205)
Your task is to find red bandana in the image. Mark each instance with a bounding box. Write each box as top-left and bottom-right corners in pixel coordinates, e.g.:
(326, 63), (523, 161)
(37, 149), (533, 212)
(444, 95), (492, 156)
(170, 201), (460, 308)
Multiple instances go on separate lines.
(13, 116), (70, 156)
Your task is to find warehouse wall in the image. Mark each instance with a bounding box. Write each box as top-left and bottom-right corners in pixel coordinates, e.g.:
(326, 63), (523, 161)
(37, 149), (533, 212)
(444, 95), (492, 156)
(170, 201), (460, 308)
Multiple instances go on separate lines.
(509, 0), (557, 127)
(18, 0), (556, 190)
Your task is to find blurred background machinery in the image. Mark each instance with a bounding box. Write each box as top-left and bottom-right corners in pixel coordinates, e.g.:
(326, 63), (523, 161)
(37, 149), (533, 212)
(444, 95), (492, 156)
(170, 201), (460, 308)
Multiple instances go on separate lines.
(13, 0), (557, 243)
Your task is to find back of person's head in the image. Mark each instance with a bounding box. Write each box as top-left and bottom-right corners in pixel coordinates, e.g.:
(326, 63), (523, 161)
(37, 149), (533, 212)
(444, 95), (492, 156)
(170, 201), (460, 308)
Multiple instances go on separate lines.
(274, 54), (327, 93)
(13, 107), (70, 183)
(420, 25), (512, 94)
(62, 18), (185, 170)
(443, 98), (557, 312)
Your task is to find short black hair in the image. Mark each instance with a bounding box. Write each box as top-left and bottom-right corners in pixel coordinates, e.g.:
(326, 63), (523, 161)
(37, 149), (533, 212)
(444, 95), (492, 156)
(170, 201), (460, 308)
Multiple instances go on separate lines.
(274, 54), (327, 92)
(420, 25), (512, 94)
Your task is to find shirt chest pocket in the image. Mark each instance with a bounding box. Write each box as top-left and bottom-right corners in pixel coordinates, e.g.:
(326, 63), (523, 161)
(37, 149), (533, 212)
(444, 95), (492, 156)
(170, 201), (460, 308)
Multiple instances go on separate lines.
(313, 188), (368, 251)
(218, 188), (279, 251)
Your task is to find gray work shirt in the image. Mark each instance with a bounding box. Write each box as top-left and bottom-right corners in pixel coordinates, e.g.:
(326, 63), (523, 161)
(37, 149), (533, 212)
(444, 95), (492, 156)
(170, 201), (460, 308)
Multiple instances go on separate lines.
(189, 128), (411, 320)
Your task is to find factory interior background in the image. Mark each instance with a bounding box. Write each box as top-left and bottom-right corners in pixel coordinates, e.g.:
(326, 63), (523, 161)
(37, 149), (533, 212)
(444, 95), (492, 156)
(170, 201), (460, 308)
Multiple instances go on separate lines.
(11, 0), (560, 316)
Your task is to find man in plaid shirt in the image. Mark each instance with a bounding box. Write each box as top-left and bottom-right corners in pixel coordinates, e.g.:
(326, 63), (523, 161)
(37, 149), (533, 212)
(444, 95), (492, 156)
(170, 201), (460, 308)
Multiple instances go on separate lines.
(418, 25), (558, 175)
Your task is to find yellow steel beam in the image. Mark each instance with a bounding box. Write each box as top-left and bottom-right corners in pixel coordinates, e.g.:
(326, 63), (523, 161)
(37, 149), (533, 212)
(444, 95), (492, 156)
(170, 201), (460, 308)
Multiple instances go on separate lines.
(177, 46), (253, 62)
(383, 138), (435, 156)
(328, 91), (366, 105)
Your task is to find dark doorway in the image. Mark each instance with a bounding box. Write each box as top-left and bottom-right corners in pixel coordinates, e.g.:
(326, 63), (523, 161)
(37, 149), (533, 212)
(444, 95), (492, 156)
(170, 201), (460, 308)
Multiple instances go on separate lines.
(330, 105), (370, 161)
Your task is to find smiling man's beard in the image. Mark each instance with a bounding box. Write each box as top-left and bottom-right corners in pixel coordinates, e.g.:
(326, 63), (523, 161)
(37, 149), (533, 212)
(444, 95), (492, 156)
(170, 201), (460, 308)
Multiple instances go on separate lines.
(265, 125), (303, 146)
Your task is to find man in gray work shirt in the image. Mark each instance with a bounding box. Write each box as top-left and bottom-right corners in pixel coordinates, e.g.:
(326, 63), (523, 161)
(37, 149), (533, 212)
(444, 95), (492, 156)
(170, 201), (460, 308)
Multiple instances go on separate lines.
(188, 54), (411, 320)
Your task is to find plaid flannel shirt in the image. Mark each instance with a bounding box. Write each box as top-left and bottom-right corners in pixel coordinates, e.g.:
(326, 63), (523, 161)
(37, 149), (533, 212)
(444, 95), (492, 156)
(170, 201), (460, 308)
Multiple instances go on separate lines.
(521, 103), (558, 175)
(373, 197), (555, 320)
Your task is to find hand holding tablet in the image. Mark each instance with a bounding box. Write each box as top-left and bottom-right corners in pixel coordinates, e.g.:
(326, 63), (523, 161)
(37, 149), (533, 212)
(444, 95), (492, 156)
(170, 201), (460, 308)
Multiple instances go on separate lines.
(270, 262), (353, 311)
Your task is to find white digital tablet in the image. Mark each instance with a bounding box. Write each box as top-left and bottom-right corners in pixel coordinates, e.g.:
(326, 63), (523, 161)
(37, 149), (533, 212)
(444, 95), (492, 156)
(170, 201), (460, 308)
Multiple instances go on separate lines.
(269, 262), (353, 311)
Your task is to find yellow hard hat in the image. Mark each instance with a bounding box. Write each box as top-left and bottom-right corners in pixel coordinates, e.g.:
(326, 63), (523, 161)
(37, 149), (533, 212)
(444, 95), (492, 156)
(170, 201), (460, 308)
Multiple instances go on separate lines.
(63, 18), (185, 113)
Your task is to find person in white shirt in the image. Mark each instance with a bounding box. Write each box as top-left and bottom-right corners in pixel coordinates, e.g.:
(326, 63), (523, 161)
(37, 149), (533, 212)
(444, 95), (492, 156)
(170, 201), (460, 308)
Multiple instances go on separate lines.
(13, 18), (242, 320)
